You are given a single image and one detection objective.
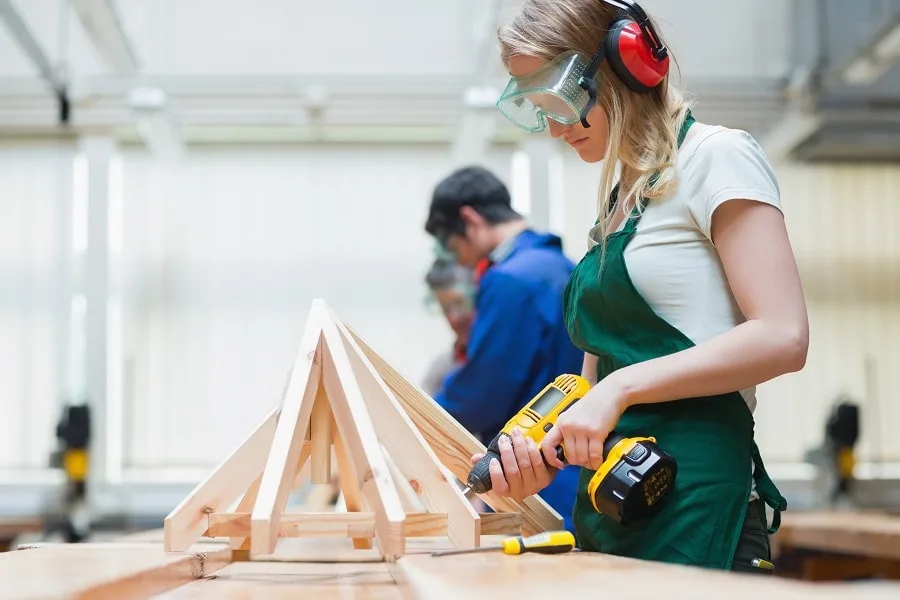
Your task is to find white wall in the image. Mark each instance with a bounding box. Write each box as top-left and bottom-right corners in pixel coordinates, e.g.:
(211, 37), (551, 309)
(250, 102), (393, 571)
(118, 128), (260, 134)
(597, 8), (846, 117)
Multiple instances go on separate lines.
(0, 144), (74, 470)
(2, 135), (900, 492)
(116, 144), (513, 471)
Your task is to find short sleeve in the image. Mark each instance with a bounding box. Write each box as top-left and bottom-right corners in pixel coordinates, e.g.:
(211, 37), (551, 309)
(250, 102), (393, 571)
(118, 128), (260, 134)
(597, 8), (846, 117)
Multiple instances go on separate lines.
(687, 128), (782, 240)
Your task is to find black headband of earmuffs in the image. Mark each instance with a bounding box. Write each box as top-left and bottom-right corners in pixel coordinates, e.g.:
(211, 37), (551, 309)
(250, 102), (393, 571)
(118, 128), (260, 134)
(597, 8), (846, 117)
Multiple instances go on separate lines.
(577, 0), (669, 127)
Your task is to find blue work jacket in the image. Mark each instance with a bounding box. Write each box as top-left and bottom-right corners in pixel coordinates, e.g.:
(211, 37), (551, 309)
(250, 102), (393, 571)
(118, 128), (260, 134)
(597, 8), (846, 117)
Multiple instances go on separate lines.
(434, 229), (584, 532)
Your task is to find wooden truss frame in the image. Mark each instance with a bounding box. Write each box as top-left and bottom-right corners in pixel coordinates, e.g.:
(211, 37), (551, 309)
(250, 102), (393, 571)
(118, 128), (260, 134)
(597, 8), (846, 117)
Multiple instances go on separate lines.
(162, 299), (562, 562)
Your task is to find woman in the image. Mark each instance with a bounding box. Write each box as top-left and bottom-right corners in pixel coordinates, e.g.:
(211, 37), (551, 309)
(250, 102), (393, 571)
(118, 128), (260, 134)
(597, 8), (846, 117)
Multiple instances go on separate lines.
(475, 0), (809, 573)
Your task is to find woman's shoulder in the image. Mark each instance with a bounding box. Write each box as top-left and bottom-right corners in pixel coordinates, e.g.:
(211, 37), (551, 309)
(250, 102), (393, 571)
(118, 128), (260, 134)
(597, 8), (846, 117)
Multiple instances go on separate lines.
(682, 123), (772, 171)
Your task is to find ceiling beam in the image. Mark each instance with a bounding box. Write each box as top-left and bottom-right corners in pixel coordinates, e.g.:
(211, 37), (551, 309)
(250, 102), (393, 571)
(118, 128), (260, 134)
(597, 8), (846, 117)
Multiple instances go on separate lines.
(71, 0), (139, 76)
(0, 0), (70, 124)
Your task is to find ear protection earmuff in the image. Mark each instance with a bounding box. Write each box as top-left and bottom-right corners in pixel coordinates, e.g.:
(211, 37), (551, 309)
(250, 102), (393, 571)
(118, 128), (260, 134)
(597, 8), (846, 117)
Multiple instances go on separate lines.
(577, 0), (670, 126)
(602, 0), (670, 93)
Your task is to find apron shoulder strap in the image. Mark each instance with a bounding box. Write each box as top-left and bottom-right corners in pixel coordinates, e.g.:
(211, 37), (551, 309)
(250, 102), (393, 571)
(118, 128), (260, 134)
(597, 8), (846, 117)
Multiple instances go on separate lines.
(595, 109), (696, 226)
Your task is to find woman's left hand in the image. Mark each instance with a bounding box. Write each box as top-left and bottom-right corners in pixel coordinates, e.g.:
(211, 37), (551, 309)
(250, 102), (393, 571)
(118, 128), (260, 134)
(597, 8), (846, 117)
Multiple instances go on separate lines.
(541, 375), (629, 470)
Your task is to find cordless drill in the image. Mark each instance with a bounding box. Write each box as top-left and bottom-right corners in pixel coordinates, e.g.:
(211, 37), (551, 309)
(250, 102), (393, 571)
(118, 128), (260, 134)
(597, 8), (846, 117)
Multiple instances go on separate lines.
(463, 374), (677, 525)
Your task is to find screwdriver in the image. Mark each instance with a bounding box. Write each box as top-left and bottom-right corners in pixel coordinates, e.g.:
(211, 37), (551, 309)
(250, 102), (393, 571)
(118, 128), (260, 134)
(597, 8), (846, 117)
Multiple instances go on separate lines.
(431, 530), (576, 557)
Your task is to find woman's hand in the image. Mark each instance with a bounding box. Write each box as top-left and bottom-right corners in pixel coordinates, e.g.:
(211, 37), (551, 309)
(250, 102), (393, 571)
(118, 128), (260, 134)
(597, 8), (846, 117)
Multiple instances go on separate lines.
(541, 375), (629, 470)
(469, 429), (556, 500)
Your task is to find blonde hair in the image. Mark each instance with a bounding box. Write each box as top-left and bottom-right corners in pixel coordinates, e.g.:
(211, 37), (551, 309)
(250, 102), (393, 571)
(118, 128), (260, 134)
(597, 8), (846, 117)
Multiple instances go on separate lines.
(497, 0), (694, 243)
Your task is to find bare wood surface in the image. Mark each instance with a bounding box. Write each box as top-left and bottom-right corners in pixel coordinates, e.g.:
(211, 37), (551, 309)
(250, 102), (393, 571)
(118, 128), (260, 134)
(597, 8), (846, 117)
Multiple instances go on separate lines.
(163, 407), (280, 552)
(398, 551), (900, 600)
(331, 416), (373, 550)
(774, 510), (900, 561)
(0, 517), (43, 537)
(347, 326), (563, 536)
(332, 312), (480, 549)
(206, 511), (520, 539)
(319, 304), (407, 560)
(310, 385), (334, 483)
(154, 560), (406, 600)
(14, 535), (900, 599)
(251, 320), (324, 556)
(0, 542), (230, 600)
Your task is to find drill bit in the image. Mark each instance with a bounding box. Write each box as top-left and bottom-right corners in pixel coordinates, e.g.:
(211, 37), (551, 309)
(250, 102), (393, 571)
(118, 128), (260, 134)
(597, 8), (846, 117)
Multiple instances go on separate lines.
(461, 485), (473, 497)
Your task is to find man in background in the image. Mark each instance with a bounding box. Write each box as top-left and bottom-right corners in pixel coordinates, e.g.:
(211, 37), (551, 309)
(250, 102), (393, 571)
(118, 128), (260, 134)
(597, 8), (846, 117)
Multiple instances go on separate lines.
(421, 254), (475, 397)
(423, 165), (582, 532)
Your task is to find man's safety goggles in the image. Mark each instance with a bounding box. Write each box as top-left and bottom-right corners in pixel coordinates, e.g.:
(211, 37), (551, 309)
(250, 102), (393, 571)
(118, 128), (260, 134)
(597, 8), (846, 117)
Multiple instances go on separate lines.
(496, 51), (598, 133)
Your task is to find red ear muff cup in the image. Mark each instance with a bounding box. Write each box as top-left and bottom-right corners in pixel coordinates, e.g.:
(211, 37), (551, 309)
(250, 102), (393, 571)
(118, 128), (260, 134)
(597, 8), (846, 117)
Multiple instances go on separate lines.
(605, 19), (670, 93)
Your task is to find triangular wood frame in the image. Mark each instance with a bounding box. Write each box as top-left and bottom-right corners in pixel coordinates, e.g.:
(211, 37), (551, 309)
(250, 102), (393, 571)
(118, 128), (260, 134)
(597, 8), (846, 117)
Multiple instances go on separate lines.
(162, 299), (563, 562)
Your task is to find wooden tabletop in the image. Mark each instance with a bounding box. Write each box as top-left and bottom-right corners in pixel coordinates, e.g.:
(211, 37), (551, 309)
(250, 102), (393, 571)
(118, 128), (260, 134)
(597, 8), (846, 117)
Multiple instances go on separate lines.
(775, 510), (900, 560)
(398, 551), (900, 600)
(5, 532), (900, 599)
(0, 542), (231, 599)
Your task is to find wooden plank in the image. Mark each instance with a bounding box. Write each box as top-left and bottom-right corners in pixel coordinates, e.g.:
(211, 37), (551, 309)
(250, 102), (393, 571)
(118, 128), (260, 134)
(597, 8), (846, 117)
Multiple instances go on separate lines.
(317, 302), (406, 560)
(397, 551), (900, 600)
(309, 384), (333, 483)
(775, 511), (900, 561)
(347, 326), (563, 536)
(333, 313), (481, 549)
(163, 407), (279, 552)
(381, 444), (427, 513)
(331, 416), (373, 550)
(1, 542), (230, 599)
(153, 560), (405, 600)
(226, 441), (311, 551)
(250, 315), (324, 557)
(207, 511), (449, 538)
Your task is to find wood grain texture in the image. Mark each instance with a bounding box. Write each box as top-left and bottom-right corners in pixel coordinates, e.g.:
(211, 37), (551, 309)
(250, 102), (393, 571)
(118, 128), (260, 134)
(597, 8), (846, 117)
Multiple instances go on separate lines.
(251, 319), (323, 556)
(774, 511), (900, 561)
(309, 385), (334, 483)
(331, 312), (480, 549)
(347, 326), (563, 536)
(154, 560), (406, 600)
(163, 407), (279, 552)
(318, 304), (407, 560)
(1, 542), (230, 600)
(397, 551), (900, 600)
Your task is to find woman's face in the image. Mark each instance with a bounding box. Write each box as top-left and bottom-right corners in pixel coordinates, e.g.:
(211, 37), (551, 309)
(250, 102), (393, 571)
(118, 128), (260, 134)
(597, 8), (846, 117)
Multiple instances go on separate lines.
(506, 54), (610, 164)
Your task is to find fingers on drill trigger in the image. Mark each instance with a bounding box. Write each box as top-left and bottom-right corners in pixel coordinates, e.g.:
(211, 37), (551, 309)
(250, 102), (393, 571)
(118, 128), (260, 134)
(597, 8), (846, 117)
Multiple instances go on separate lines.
(498, 435), (519, 475)
(498, 435), (523, 495)
(526, 437), (548, 485)
(541, 426), (565, 469)
(588, 441), (605, 471)
(566, 431), (585, 467)
(512, 432), (535, 489)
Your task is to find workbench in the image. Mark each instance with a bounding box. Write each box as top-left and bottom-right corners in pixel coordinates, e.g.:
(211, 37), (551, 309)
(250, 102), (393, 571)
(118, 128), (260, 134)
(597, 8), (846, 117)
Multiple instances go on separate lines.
(0, 517), (43, 552)
(6, 534), (900, 599)
(773, 510), (900, 581)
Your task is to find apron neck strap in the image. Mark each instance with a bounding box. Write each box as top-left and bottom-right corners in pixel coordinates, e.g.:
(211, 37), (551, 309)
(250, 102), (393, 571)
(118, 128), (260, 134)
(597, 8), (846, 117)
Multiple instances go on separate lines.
(677, 109), (695, 147)
(622, 109), (695, 225)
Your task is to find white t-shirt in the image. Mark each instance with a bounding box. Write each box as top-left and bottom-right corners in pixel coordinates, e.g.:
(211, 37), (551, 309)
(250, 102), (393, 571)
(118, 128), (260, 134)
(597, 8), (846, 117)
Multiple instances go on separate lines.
(596, 122), (782, 415)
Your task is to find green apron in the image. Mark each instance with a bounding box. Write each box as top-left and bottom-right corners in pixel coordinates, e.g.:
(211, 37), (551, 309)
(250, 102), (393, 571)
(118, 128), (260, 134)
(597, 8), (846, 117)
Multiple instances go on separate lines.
(562, 114), (787, 570)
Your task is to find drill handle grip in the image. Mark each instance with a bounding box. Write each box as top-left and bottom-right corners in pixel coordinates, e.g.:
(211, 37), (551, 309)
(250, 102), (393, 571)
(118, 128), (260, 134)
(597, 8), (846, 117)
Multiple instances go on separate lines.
(550, 431), (625, 466)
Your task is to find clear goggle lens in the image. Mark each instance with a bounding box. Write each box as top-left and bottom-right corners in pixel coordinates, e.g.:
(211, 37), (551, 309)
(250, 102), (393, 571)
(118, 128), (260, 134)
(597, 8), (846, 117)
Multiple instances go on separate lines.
(496, 51), (594, 132)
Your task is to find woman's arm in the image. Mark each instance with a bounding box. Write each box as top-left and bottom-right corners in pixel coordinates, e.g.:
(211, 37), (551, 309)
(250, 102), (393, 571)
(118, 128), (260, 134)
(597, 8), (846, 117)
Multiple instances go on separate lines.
(581, 353), (598, 386)
(610, 199), (809, 408)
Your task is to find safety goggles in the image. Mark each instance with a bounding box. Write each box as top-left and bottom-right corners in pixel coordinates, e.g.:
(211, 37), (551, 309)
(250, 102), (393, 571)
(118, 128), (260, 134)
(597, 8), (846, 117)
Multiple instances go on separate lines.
(496, 51), (598, 133)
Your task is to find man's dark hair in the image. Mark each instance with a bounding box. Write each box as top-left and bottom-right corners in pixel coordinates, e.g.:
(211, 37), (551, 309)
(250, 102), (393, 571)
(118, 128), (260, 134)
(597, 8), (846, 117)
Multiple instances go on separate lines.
(424, 165), (521, 240)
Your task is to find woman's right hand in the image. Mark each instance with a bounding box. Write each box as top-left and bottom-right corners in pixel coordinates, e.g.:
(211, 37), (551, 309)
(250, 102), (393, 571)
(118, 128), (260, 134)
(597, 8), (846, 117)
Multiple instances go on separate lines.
(469, 429), (556, 500)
